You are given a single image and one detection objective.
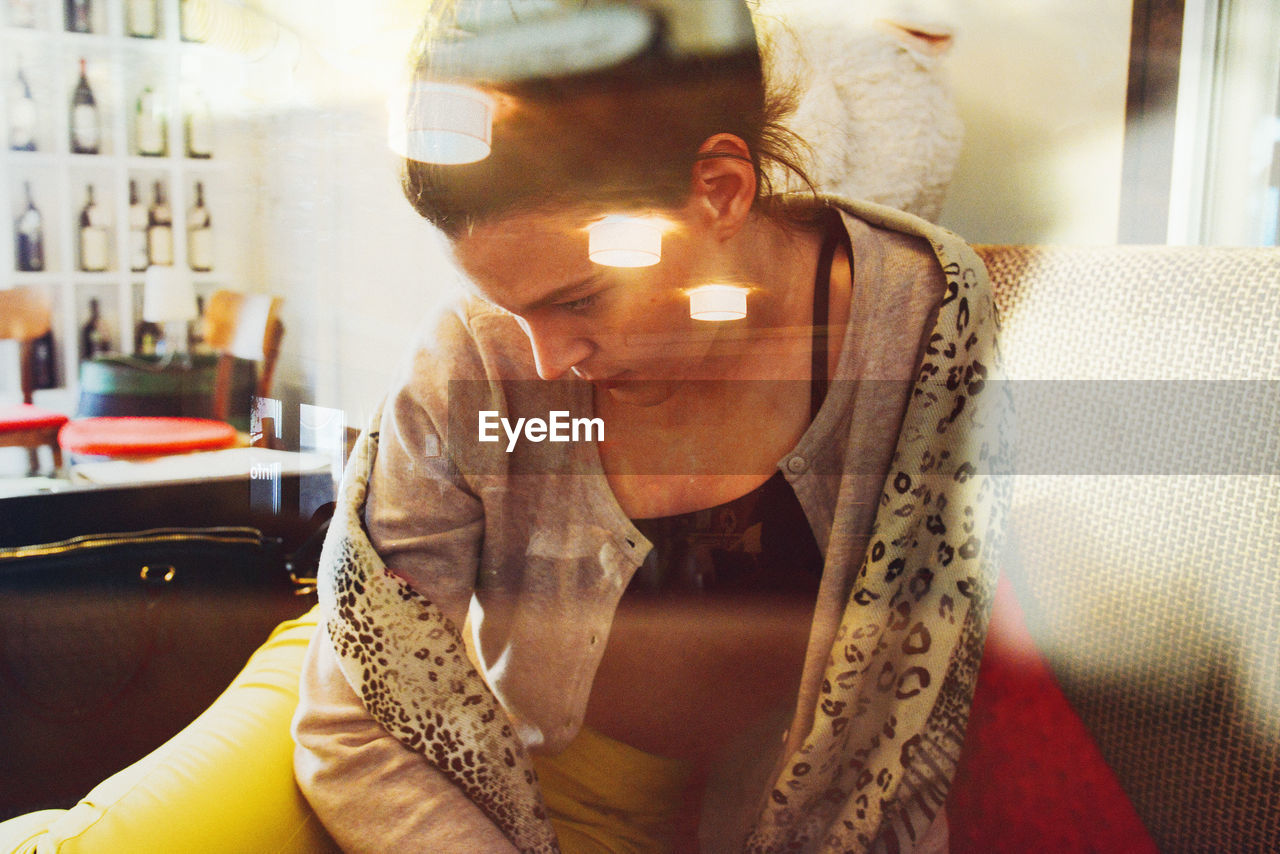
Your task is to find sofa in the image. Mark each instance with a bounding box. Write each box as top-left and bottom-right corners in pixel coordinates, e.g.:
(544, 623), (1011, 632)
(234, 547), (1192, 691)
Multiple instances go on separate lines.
(0, 608), (339, 854)
(1, 244), (1277, 853)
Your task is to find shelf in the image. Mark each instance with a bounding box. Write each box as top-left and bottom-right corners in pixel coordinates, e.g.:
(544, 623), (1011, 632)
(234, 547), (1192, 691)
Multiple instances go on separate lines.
(3, 0), (251, 403)
(70, 270), (129, 284)
(9, 270), (60, 286)
(3, 150), (58, 166)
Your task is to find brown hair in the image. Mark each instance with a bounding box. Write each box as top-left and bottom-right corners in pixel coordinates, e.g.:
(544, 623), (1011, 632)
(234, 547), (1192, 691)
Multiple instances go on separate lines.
(400, 0), (816, 238)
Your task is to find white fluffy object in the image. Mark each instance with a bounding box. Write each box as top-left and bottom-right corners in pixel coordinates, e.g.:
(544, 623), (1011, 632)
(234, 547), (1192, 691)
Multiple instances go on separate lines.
(752, 0), (964, 221)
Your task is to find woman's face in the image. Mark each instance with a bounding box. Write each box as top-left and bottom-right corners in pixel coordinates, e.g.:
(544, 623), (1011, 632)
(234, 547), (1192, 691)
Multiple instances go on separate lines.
(452, 205), (727, 407)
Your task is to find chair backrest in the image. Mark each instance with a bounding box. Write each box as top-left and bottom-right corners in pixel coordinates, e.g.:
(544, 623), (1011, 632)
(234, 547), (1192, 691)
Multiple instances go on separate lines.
(974, 245), (1280, 853)
(0, 286), (54, 404)
(200, 290), (284, 421)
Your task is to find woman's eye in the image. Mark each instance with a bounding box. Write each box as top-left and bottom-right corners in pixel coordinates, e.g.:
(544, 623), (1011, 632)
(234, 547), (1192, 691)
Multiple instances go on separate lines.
(559, 294), (598, 313)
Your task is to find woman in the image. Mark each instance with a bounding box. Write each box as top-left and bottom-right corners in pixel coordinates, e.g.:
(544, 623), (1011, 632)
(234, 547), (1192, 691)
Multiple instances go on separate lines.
(293, 2), (1007, 851)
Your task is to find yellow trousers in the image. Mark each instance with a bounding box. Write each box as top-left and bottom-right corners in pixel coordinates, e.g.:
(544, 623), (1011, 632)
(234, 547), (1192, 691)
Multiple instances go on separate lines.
(532, 726), (694, 854)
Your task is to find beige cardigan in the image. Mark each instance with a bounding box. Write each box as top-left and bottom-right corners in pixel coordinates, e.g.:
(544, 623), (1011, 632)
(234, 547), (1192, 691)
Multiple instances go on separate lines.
(294, 198), (1010, 852)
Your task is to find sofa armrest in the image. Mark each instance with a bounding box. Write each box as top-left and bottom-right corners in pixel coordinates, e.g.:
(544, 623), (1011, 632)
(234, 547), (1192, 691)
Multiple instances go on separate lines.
(0, 606), (339, 854)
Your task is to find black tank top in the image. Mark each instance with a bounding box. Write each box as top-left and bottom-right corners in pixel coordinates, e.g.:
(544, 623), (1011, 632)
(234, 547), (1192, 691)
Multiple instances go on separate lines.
(625, 210), (852, 597)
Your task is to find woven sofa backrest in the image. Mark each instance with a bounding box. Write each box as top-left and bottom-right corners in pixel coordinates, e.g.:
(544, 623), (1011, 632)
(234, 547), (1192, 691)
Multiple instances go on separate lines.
(974, 244), (1280, 853)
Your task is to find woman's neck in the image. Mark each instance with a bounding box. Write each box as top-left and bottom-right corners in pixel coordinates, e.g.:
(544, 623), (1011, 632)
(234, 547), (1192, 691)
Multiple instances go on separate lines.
(696, 212), (831, 379)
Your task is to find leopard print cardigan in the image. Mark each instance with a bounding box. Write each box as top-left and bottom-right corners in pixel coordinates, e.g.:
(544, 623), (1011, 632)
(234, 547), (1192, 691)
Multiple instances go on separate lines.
(318, 198), (1011, 853)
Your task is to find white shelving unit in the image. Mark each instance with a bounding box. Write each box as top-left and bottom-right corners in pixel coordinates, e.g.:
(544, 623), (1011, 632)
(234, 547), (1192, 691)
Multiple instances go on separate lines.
(2, 0), (253, 403)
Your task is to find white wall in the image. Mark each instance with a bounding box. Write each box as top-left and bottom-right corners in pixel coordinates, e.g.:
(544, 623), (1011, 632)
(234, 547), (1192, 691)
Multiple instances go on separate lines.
(938, 0), (1134, 245)
(249, 100), (459, 436)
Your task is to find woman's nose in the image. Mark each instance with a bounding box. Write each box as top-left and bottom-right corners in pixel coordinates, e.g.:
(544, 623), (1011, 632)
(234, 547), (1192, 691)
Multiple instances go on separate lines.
(519, 317), (594, 381)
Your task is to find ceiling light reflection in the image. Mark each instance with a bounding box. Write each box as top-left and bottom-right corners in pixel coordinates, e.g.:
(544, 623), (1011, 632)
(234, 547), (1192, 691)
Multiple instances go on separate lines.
(688, 283), (748, 321)
(587, 215), (662, 267)
(390, 81), (494, 165)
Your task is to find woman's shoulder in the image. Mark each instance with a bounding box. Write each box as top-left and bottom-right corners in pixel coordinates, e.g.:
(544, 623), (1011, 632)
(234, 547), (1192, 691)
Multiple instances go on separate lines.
(824, 195), (987, 289)
(825, 196), (987, 384)
(829, 195), (990, 315)
(397, 295), (538, 385)
(372, 295), (543, 444)
(822, 195), (979, 261)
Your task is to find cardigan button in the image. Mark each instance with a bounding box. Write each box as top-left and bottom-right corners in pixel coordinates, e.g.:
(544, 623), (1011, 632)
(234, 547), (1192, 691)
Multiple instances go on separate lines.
(786, 455), (807, 473)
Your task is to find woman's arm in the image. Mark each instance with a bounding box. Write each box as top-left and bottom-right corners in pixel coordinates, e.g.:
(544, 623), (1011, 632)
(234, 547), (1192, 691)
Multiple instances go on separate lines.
(293, 320), (521, 851)
(292, 625), (519, 854)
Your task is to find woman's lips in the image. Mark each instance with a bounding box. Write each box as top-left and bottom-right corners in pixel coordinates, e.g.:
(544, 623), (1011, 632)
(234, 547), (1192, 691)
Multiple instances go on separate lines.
(575, 368), (631, 387)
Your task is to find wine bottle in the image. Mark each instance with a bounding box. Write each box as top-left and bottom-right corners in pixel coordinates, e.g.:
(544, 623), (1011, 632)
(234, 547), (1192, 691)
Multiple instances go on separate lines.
(80, 297), (108, 361)
(15, 182), (45, 272)
(135, 86), (167, 156)
(190, 294), (207, 352)
(32, 329), (57, 389)
(69, 58), (100, 154)
(146, 180), (173, 266)
(9, 62), (37, 152)
(128, 179), (148, 272)
(184, 90), (213, 158)
(125, 0), (158, 38)
(135, 317), (162, 356)
(65, 0), (91, 33)
(78, 184), (109, 272)
(187, 182), (213, 271)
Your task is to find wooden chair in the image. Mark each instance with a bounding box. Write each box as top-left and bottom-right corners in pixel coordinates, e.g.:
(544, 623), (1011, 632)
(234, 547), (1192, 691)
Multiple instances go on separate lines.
(0, 287), (69, 474)
(202, 289), (284, 424)
(59, 290), (284, 459)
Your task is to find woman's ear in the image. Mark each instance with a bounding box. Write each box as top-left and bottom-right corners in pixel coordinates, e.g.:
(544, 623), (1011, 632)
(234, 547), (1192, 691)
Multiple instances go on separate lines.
(688, 133), (756, 240)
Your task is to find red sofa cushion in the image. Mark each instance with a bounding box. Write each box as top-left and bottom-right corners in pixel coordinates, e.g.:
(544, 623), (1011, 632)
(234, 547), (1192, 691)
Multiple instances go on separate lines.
(947, 574), (1157, 853)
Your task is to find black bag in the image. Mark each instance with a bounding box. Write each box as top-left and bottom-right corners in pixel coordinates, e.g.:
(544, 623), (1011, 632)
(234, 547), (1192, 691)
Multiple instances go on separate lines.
(0, 525), (319, 818)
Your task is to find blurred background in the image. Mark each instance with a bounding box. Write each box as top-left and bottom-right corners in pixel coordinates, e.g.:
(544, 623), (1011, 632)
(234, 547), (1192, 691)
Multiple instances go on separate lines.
(2, 3), (1278, 848)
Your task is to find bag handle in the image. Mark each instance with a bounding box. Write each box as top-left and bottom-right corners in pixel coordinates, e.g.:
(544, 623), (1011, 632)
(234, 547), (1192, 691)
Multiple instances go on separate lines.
(284, 502), (336, 597)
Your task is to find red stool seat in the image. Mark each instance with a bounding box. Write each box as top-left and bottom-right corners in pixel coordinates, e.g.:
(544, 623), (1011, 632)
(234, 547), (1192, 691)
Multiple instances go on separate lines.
(59, 417), (239, 457)
(0, 402), (69, 431)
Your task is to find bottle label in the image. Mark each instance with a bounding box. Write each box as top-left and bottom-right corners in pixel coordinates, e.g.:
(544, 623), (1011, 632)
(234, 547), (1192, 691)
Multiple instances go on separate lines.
(81, 226), (109, 271)
(17, 234), (44, 271)
(18, 208), (41, 237)
(189, 227), (214, 270)
(130, 227), (149, 271)
(70, 0), (91, 31)
(149, 225), (174, 266)
(72, 104), (99, 150)
(186, 115), (213, 157)
(10, 98), (36, 149)
(180, 0), (204, 42)
(128, 0), (158, 36)
(138, 115), (164, 155)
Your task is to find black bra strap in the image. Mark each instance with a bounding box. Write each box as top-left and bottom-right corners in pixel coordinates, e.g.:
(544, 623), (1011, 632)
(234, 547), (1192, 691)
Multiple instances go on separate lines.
(810, 209), (852, 421)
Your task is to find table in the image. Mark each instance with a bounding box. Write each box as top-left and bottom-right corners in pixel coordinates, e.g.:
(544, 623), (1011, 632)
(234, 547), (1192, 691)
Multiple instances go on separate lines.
(0, 449), (335, 549)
